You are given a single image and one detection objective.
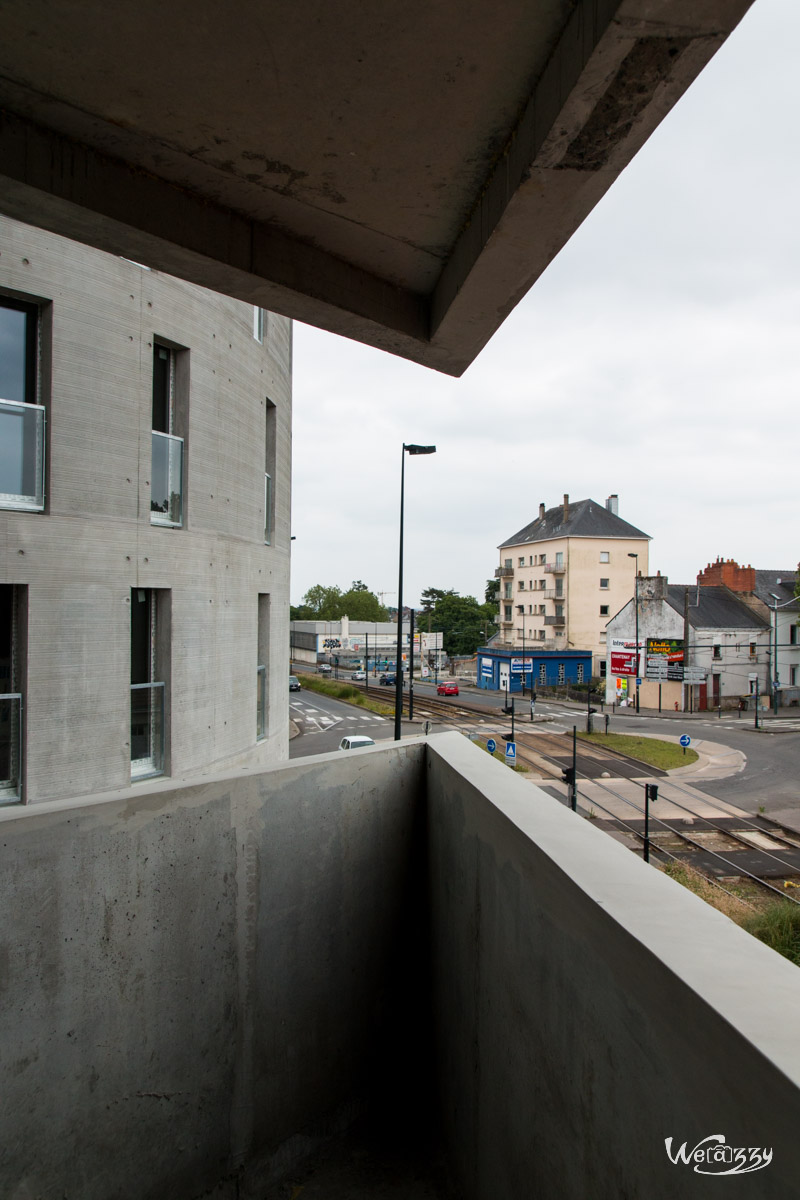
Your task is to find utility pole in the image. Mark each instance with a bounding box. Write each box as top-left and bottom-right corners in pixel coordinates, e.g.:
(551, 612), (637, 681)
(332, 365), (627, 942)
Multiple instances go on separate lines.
(409, 608), (415, 720)
(683, 587), (691, 714)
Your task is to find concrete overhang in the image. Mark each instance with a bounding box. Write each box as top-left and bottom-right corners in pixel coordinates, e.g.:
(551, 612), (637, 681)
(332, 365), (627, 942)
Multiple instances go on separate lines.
(0, 0), (752, 375)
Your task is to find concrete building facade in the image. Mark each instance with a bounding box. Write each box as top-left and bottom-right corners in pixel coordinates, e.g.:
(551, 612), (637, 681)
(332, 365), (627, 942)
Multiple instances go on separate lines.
(0, 219), (292, 805)
(496, 495), (649, 678)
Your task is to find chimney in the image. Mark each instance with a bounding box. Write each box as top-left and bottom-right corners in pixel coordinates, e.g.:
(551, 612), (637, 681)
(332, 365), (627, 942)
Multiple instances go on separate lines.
(697, 557), (756, 593)
(606, 494), (619, 516)
(538, 502), (545, 520)
(563, 493), (569, 522)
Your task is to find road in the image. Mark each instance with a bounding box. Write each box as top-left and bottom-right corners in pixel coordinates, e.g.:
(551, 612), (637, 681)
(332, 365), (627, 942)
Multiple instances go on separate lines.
(289, 676), (800, 818)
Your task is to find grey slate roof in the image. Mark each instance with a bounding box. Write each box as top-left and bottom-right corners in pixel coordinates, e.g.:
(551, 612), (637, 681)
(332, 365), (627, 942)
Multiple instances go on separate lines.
(753, 570), (798, 612)
(499, 498), (650, 549)
(666, 586), (769, 631)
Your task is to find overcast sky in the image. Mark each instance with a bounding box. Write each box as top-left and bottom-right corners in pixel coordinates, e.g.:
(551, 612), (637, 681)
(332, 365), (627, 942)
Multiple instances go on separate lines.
(291, 0), (799, 611)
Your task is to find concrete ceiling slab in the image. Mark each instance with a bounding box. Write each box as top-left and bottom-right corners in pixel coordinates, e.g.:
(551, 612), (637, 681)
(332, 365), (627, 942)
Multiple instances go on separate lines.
(0, 0), (753, 374)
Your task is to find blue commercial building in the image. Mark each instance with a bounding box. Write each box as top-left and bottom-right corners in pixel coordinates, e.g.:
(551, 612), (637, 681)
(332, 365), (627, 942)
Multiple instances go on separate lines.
(477, 647), (592, 694)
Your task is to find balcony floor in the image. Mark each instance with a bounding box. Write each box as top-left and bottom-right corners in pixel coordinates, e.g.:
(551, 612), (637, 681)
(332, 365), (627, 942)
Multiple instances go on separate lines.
(262, 1126), (452, 1199)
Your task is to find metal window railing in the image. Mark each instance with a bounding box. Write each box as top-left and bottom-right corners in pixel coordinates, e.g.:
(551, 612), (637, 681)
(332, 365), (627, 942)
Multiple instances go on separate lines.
(151, 431), (184, 527)
(130, 682), (165, 779)
(0, 692), (22, 804)
(264, 473), (272, 544)
(0, 399), (45, 511)
(257, 664), (266, 740)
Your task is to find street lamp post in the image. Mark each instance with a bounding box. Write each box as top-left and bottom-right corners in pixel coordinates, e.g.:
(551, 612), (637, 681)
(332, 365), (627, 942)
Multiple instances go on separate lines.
(395, 443), (436, 739)
(768, 592), (797, 714)
(628, 552), (640, 713)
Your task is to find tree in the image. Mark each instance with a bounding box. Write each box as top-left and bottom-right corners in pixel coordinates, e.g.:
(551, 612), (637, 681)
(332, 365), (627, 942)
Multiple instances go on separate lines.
(484, 578), (499, 607)
(425, 590), (496, 657)
(420, 586), (456, 613)
(297, 582), (388, 622)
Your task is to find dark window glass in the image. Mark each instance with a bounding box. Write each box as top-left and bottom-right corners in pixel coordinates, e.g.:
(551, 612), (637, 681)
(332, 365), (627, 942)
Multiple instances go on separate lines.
(131, 589), (152, 684)
(0, 299), (37, 406)
(152, 346), (171, 432)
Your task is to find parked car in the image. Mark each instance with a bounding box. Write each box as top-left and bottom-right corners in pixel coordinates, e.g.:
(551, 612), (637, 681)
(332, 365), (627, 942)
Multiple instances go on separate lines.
(437, 682), (459, 696)
(337, 735), (375, 751)
(380, 673), (397, 686)
(350, 670), (366, 681)
(289, 675), (301, 692)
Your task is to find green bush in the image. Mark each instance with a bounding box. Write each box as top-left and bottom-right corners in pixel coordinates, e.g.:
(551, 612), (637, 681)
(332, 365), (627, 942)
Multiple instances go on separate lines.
(740, 900), (800, 967)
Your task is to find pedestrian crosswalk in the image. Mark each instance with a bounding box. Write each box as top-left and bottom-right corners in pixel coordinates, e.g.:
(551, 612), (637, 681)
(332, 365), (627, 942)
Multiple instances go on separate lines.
(290, 701), (386, 736)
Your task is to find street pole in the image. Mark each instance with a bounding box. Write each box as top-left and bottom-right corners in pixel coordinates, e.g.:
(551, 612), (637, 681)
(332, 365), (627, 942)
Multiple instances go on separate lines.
(571, 726), (577, 811)
(409, 607), (415, 720)
(754, 675), (760, 730)
(521, 622), (526, 697)
(628, 553), (639, 713)
(644, 784), (658, 863)
(394, 443), (436, 740)
(364, 631), (369, 694)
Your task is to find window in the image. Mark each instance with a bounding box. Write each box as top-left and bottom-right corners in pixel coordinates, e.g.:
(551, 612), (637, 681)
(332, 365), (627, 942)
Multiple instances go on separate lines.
(518, 580), (525, 590)
(151, 343), (186, 527)
(539, 580), (546, 590)
(539, 664), (547, 683)
(791, 625), (797, 646)
(600, 551), (610, 563)
(264, 398), (276, 544)
(600, 605), (609, 616)
(130, 588), (167, 779)
(555, 605), (563, 620)
(0, 584), (25, 803)
(538, 630), (545, 641)
(504, 583), (512, 599)
(504, 606), (512, 621)
(257, 594), (270, 740)
(0, 297), (45, 511)
(504, 558), (512, 568)
(529, 556), (534, 566)
(792, 667), (797, 686)
(518, 557), (525, 567)
(599, 632), (606, 643)
(599, 578), (609, 590)
(538, 605), (545, 615)
(516, 605), (524, 615)
(600, 661), (607, 678)
(577, 664), (584, 683)
(555, 578), (563, 597)
(713, 644), (721, 660)
(539, 554), (546, 565)
(749, 642), (757, 659)
(528, 605), (532, 615)
(558, 663), (565, 684)
(253, 306), (266, 343)
(555, 552), (564, 568)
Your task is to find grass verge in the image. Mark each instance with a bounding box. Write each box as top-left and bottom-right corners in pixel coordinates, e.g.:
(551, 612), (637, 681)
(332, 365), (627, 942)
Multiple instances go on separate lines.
(660, 861), (800, 967)
(294, 673), (395, 717)
(473, 737), (529, 772)
(576, 730), (698, 770)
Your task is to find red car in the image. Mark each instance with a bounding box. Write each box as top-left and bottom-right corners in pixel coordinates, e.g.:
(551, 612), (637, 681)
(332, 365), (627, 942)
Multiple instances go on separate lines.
(437, 682), (459, 696)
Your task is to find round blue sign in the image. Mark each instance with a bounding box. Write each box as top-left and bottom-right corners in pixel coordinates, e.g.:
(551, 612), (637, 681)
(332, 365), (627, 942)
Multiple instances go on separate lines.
(679, 734), (691, 747)
(487, 738), (497, 754)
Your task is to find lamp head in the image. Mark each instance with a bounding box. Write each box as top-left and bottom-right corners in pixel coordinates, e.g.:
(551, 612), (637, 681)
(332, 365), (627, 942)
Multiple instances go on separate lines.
(405, 443), (436, 455)
(627, 552), (638, 560)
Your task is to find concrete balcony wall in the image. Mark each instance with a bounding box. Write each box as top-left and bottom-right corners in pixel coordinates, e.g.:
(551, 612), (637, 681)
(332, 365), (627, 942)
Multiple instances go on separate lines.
(3, 734), (800, 1198)
(426, 734), (800, 1199)
(0, 743), (430, 1200)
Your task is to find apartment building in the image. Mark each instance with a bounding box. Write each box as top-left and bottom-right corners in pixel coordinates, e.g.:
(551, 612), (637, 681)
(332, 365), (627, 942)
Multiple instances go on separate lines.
(0, 219), (292, 805)
(496, 494), (650, 677)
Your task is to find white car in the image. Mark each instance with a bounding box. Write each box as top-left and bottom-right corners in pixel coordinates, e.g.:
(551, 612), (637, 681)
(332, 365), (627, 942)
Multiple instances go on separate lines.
(350, 670), (366, 681)
(337, 735), (375, 751)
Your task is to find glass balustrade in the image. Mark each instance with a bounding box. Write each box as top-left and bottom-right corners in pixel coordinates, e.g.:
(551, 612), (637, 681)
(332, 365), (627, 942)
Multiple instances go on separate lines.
(257, 665), (266, 740)
(130, 682), (165, 779)
(264, 473), (272, 545)
(0, 400), (45, 511)
(0, 693), (22, 803)
(151, 431), (183, 526)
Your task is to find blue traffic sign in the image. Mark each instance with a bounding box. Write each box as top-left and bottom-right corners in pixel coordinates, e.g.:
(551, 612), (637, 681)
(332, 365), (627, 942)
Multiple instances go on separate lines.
(505, 741), (517, 761)
(486, 738), (497, 754)
(636, 677), (642, 687)
(679, 734), (691, 748)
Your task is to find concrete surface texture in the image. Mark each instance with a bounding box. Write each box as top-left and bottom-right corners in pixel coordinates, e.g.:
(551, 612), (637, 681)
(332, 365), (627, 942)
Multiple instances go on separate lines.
(2, 733), (800, 1198)
(0, 219), (292, 803)
(0, 1), (754, 373)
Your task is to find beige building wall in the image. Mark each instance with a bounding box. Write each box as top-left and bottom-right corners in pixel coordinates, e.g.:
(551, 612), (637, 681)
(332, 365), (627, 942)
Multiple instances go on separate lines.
(499, 534), (649, 676)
